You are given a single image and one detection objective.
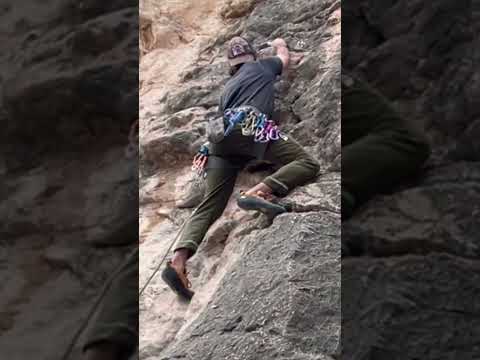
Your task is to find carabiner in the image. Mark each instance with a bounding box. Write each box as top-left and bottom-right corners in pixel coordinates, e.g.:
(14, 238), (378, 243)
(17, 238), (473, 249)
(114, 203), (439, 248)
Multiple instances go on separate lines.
(254, 127), (268, 143)
(269, 126), (280, 140)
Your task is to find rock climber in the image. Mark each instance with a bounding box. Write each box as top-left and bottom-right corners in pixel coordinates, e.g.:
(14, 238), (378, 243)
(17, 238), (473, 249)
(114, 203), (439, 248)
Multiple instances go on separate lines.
(162, 36), (320, 300)
(341, 71), (431, 221)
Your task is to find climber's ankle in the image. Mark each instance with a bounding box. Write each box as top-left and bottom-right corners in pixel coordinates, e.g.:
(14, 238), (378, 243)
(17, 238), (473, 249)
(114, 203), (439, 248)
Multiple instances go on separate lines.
(171, 248), (190, 271)
(244, 182), (273, 199)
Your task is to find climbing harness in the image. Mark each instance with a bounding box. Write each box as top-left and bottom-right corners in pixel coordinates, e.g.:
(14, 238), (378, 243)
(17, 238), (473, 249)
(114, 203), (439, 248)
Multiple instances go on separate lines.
(199, 108), (286, 176)
(191, 144), (209, 178)
(206, 106), (287, 145)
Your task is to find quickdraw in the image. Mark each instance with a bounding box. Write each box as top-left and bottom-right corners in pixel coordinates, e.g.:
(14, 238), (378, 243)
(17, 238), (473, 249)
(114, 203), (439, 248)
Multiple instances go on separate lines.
(223, 108), (285, 143)
(224, 109), (246, 137)
(192, 144), (209, 178)
(241, 112), (257, 136)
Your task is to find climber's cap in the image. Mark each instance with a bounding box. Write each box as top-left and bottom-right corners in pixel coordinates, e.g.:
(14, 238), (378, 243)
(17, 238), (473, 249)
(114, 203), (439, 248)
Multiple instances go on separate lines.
(227, 36), (256, 66)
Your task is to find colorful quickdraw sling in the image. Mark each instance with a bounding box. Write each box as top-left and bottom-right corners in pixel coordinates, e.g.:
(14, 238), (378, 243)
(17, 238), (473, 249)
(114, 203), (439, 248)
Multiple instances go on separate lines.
(223, 107), (287, 143)
(191, 144), (209, 178)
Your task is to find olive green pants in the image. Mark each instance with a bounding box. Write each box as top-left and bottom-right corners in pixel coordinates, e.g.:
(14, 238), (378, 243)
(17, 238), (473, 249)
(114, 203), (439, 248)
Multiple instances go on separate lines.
(82, 248), (138, 358)
(175, 130), (320, 256)
(341, 74), (431, 219)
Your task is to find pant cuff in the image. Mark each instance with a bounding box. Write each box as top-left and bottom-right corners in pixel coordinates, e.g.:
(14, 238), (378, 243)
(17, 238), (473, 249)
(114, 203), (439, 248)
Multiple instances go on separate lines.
(263, 176), (290, 197)
(174, 241), (199, 257)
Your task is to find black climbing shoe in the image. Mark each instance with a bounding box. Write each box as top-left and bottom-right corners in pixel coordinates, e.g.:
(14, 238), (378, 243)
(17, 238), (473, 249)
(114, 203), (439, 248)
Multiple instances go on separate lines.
(237, 194), (287, 216)
(270, 198), (294, 212)
(161, 261), (194, 301)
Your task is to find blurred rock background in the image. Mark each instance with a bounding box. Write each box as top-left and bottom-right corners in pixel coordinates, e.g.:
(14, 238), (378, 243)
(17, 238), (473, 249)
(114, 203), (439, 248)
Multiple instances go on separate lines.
(0, 1), (138, 359)
(342, 1), (480, 359)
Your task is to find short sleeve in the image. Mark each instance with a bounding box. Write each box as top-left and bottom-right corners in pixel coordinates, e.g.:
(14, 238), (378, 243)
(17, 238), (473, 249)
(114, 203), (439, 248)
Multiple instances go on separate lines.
(260, 57), (283, 76)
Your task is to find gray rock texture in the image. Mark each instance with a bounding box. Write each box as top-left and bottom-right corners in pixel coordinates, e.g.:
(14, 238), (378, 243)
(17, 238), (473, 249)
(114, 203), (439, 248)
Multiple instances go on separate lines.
(139, 0), (340, 359)
(342, 1), (480, 358)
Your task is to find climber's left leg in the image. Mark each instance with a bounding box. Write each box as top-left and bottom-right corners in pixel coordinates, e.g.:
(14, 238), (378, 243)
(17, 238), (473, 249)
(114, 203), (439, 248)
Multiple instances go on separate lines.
(239, 135), (319, 214)
(173, 161), (240, 258)
(257, 135), (320, 197)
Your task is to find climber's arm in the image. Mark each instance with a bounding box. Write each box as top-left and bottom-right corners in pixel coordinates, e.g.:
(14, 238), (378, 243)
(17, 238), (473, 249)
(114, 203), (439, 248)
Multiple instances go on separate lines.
(271, 38), (290, 74)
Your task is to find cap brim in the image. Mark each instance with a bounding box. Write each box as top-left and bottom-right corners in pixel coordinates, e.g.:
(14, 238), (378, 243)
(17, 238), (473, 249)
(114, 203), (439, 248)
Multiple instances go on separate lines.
(228, 54), (255, 66)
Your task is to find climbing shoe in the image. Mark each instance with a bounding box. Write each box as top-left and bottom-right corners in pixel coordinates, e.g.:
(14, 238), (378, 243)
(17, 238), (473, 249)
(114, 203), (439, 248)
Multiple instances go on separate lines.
(237, 193), (287, 216)
(161, 261), (194, 301)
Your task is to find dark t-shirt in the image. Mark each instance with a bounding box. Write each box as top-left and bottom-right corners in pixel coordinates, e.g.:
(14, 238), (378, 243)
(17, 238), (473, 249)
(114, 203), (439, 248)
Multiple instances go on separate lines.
(219, 57), (283, 118)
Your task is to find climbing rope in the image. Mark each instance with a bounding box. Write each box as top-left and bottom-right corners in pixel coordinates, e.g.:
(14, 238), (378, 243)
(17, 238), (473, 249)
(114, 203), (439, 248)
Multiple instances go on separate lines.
(62, 178), (239, 360)
(61, 121), (237, 358)
(61, 107), (283, 358)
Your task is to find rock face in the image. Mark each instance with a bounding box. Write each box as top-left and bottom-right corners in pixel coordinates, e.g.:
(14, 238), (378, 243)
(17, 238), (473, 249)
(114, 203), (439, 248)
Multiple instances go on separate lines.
(0, 1), (138, 359)
(139, 0), (340, 359)
(160, 211), (340, 360)
(342, 1), (480, 358)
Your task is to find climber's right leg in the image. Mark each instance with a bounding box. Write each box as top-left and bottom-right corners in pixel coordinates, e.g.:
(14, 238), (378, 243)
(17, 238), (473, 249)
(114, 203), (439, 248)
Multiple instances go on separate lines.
(174, 161), (239, 258)
(163, 160), (239, 299)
